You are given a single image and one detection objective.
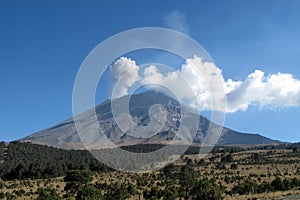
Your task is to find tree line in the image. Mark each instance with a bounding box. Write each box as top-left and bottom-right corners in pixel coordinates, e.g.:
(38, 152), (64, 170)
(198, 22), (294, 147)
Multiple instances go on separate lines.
(0, 141), (111, 180)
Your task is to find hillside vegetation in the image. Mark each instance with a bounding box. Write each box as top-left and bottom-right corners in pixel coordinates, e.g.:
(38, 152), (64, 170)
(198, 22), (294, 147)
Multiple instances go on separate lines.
(0, 142), (300, 199)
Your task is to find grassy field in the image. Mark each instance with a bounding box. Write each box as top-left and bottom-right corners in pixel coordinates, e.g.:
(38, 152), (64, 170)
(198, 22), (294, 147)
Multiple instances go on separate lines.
(0, 146), (300, 199)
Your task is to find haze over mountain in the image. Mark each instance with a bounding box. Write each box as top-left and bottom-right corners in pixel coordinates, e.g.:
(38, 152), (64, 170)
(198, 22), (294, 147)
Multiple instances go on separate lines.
(21, 91), (283, 149)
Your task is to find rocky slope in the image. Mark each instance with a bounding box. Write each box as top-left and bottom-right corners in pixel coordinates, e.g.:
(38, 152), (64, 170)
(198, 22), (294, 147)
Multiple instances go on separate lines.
(21, 91), (282, 149)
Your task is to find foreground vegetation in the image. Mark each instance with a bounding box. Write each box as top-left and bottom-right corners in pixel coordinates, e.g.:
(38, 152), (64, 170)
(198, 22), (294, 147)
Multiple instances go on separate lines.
(0, 141), (300, 199)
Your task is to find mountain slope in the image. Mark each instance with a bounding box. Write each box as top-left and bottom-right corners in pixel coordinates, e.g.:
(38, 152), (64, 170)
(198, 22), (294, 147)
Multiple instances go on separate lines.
(21, 91), (283, 149)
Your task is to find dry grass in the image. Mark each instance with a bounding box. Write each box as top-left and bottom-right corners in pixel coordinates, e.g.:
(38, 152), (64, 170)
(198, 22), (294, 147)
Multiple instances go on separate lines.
(1, 148), (300, 199)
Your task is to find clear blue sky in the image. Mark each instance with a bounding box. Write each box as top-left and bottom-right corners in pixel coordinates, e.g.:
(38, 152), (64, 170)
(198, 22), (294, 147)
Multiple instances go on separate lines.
(1, 0), (300, 142)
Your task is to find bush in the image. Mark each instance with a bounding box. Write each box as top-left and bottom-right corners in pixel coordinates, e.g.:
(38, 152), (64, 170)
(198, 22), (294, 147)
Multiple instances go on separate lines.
(64, 170), (92, 183)
(76, 185), (102, 200)
(191, 178), (225, 199)
(271, 177), (285, 191)
(0, 192), (4, 199)
(36, 187), (61, 200)
(231, 164), (238, 170)
(232, 179), (258, 195)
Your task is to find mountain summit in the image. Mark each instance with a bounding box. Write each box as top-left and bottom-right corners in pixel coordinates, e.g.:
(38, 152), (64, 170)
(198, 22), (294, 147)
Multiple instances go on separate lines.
(21, 91), (282, 149)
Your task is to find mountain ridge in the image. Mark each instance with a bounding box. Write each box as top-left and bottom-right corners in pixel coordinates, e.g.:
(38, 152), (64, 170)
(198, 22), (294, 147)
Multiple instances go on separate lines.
(21, 91), (283, 149)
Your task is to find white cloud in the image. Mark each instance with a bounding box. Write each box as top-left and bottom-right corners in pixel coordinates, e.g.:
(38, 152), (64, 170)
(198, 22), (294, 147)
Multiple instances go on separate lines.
(110, 56), (300, 113)
(140, 56), (225, 111)
(226, 70), (300, 112)
(141, 64), (195, 104)
(164, 10), (189, 34)
(110, 57), (140, 98)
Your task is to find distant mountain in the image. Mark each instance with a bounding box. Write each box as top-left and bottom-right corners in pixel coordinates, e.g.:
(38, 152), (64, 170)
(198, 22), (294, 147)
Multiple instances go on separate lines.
(21, 91), (283, 149)
(290, 142), (300, 149)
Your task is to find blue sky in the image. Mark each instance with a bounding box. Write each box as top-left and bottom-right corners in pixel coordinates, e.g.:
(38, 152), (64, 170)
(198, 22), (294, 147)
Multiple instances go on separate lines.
(1, 0), (300, 142)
